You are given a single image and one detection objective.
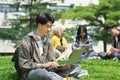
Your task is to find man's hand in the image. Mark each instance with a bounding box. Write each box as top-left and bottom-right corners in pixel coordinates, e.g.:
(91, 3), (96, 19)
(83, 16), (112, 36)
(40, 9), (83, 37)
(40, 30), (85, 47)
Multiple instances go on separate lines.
(36, 61), (58, 68)
(44, 62), (58, 68)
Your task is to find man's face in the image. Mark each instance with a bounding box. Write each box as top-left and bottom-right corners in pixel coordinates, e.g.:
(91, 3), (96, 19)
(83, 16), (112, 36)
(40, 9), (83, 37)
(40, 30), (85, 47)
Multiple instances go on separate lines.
(109, 27), (118, 36)
(38, 21), (52, 36)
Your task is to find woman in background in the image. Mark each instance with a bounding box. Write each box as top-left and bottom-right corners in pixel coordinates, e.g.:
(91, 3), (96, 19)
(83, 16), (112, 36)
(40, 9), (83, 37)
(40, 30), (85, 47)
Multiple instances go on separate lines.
(72, 25), (97, 60)
(51, 24), (72, 61)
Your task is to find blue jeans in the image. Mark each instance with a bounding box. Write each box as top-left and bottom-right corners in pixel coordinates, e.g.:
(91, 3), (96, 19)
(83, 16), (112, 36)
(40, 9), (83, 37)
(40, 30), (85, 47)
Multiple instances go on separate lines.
(26, 68), (62, 80)
(57, 64), (81, 78)
(98, 52), (120, 59)
(80, 50), (97, 60)
(112, 52), (120, 59)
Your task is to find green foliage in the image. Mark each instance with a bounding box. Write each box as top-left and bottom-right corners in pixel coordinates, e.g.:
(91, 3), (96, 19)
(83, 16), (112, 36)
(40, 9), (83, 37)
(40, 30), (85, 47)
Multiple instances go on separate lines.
(0, 26), (30, 40)
(1, 56), (120, 80)
(89, 27), (111, 42)
(1, 0), (120, 50)
(30, 3), (50, 16)
(61, 9), (77, 20)
(0, 2), (49, 40)
(52, 11), (63, 20)
(107, 11), (120, 20)
(61, 0), (120, 24)
(61, 5), (97, 21)
(65, 28), (76, 42)
(60, 0), (120, 51)
(105, 19), (117, 25)
(98, 0), (120, 21)
(0, 56), (23, 80)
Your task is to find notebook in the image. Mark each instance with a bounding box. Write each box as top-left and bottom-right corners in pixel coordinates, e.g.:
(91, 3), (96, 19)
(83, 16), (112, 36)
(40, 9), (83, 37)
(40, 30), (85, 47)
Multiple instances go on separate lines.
(55, 49), (85, 72)
(81, 44), (91, 49)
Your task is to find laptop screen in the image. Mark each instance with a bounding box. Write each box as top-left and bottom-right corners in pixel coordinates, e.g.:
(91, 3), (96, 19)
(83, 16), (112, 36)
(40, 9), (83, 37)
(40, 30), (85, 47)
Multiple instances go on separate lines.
(55, 49), (85, 72)
(66, 49), (84, 65)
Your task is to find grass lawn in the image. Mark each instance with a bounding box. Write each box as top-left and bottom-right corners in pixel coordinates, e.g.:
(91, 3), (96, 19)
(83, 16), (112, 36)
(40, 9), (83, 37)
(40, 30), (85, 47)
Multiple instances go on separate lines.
(0, 56), (120, 80)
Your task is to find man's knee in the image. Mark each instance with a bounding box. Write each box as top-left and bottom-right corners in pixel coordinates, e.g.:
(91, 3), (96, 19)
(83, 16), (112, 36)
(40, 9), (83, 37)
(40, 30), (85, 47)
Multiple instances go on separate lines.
(27, 69), (50, 80)
(112, 52), (120, 58)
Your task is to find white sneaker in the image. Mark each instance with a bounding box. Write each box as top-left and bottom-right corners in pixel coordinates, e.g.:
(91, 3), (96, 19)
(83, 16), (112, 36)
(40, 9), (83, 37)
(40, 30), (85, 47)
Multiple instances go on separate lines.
(113, 57), (119, 61)
(77, 69), (88, 78)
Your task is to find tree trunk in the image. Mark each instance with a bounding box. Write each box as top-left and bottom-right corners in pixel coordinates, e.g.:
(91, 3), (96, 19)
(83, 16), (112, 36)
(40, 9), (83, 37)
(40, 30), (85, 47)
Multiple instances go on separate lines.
(103, 40), (107, 52)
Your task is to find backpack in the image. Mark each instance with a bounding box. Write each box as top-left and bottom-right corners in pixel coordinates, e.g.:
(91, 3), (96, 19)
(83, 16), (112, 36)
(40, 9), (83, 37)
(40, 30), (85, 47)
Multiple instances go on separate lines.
(11, 36), (35, 77)
(11, 46), (22, 77)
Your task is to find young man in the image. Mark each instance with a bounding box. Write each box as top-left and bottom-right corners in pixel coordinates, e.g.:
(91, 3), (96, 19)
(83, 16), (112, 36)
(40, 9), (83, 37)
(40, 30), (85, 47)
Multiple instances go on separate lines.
(107, 24), (120, 60)
(98, 23), (120, 60)
(19, 12), (62, 80)
(18, 12), (87, 80)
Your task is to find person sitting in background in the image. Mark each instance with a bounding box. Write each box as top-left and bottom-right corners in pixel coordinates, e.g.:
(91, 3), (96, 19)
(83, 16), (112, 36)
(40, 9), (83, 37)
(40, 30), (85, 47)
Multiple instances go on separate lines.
(50, 24), (72, 61)
(98, 23), (120, 61)
(72, 25), (97, 60)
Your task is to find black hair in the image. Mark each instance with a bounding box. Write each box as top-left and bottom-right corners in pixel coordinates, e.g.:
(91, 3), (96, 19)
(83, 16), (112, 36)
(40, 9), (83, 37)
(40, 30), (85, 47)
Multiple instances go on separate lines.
(106, 23), (117, 30)
(36, 12), (54, 25)
(76, 25), (88, 41)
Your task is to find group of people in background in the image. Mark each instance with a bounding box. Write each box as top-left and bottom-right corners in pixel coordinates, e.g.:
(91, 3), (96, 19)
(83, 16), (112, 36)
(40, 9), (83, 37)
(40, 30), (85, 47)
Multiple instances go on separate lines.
(51, 23), (97, 61)
(51, 22), (120, 61)
(15, 12), (120, 80)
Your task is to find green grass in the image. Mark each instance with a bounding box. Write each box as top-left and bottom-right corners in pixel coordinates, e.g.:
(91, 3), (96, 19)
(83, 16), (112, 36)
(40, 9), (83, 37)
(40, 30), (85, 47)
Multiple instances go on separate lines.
(80, 60), (120, 80)
(0, 56), (120, 80)
(0, 56), (23, 80)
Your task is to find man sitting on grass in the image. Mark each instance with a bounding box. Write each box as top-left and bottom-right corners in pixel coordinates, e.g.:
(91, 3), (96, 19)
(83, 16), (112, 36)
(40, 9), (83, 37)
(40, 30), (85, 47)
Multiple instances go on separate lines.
(17, 12), (88, 80)
(98, 23), (120, 61)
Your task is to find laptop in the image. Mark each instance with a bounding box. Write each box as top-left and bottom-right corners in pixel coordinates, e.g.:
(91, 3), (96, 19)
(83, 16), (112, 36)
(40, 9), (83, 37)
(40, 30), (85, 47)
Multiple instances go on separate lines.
(55, 49), (85, 71)
(67, 49), (85, 64)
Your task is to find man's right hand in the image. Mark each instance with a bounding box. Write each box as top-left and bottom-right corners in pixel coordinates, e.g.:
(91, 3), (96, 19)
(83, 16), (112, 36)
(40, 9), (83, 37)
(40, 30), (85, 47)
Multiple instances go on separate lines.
(36, 61), (58, 68)
(44, 62), (58, 68)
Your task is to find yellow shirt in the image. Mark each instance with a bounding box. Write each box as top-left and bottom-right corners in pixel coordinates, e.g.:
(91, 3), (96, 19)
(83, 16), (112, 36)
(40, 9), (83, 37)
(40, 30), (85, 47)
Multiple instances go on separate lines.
(51, 35), (67, 49)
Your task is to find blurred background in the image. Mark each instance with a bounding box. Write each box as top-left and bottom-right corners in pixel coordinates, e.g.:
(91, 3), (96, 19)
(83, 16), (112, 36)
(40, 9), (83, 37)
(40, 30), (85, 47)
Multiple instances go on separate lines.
(1, 0), (120, 55)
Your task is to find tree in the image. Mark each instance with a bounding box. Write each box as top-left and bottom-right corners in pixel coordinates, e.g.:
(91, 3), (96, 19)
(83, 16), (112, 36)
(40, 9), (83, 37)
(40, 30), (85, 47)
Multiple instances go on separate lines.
(60, 0), (120, 52)
(0, 1), (49, 40)
(91, 0), (120, 51)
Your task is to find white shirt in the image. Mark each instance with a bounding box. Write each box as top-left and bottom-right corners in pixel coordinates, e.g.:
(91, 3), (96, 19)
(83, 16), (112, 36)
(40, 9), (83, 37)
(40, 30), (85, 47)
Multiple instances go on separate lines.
(35, 35), (44, 55)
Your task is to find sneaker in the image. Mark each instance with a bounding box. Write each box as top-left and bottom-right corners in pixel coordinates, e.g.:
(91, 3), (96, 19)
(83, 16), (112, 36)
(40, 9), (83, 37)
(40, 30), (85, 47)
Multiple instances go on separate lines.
(113, 57), (119, 61)
(77, 69), (88, 78)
